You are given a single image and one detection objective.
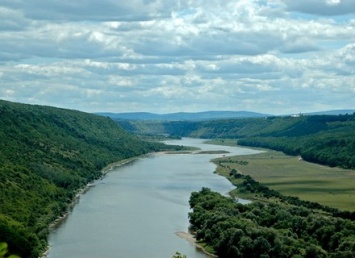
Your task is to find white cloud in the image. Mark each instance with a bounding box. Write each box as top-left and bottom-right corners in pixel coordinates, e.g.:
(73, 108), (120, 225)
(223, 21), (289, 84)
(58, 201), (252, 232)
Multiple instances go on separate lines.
(325, 0), (342, 6)
(0, 6), (31, 31)
(0, 0), (175, 22)
(0, 0), (354, 114)
(283, 0), (355, 16)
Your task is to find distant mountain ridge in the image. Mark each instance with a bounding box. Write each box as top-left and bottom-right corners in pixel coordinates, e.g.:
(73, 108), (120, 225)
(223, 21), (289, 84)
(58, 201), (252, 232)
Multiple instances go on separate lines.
(96, 111), (271, 121)
(305, 109), (355, 116)
(97, 110), (355, 121)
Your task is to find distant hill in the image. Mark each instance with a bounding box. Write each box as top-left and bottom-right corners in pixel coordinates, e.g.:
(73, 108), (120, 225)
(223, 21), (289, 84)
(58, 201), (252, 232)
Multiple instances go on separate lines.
(305, 109), (355, 116)
(96, 111), (270, 121)
(117, 114), (355, 169)
(97, 110), (355, 121)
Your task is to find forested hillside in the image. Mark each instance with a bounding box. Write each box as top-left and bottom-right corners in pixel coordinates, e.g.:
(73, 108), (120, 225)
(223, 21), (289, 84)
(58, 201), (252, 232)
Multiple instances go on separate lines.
(233, 115), (354, 169)
(0, 100), (179, 257)
(189, 187), (355, 258)
(117, 114), (355, 169)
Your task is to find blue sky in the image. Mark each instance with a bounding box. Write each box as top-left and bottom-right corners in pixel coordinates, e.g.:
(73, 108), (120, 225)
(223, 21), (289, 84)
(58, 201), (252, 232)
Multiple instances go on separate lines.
(0, 0), (354, 115)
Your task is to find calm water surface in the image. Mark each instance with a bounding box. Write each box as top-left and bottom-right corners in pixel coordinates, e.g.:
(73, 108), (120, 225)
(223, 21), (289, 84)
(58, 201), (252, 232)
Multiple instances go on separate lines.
(47, 138), (260, 258)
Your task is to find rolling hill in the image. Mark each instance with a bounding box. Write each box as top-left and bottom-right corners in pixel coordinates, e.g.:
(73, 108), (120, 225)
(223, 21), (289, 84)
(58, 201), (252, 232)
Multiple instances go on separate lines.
(116, 114), (355, 169)
(96, 110), (270, 121)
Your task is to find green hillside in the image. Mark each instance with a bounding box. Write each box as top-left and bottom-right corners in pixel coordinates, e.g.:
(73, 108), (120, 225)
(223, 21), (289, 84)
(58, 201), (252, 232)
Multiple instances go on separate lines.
(0, 100), (178, 258)
(118, 114), (355, 169)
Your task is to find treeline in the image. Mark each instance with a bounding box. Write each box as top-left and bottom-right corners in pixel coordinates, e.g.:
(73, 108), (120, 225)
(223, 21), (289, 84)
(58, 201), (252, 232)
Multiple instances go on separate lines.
(116, 114), (355, 169)
(237, 129), (355, 169)
(189, 187), (355, 258)
(0, 100), (181, 257)
(229, 169), (355, 221)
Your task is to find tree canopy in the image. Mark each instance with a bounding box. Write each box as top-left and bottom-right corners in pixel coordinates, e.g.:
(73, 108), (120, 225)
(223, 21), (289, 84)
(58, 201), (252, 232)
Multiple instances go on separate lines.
(0, 100), (180, 257)
(189, 187), (355, 258)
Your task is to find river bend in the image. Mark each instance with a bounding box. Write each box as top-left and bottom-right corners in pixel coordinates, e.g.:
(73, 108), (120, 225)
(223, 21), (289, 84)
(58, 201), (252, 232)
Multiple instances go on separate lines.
(47, 138), (260, 258)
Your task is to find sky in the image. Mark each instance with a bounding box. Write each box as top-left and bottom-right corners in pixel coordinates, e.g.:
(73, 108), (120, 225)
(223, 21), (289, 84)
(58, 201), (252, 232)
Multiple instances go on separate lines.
(0, 0), (354, 115)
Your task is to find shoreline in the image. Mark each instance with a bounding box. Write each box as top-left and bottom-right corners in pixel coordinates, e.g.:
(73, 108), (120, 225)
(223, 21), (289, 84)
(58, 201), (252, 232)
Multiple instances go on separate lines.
(42, 154), (147, 257)
(50, 155), (145, 228)
(101, 154), (147, 174)
(176, 231), (218, 258)
(42, 145), (227, 257)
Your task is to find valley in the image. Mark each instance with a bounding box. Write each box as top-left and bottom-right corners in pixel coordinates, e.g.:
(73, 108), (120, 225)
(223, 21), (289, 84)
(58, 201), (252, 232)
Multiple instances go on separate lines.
(0, 99), (354, 257)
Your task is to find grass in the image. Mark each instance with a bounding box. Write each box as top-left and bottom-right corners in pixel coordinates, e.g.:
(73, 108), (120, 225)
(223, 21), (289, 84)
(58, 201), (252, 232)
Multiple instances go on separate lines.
(213, 149), (355, 211)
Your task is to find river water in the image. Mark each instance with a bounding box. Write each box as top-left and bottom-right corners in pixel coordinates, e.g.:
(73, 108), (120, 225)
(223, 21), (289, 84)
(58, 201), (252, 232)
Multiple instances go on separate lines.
(47, 138), (260, 258)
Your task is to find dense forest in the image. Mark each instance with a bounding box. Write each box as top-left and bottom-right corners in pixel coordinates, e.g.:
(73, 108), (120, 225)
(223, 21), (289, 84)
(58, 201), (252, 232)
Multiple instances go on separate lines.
(189, 186), (355, 258)
(116, 114), (355, 169)
(0, 100), (181, 258)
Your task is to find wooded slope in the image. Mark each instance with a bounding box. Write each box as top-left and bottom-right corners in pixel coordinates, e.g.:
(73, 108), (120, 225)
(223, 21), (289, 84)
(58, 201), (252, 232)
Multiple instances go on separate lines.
(0, 100), (174, 257)
(118, 114), (355, 169)
(189, 187), (355, 258)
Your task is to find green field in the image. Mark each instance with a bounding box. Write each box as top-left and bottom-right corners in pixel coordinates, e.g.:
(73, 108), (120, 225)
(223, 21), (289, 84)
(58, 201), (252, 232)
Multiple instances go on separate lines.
(214, 149), (355, 211)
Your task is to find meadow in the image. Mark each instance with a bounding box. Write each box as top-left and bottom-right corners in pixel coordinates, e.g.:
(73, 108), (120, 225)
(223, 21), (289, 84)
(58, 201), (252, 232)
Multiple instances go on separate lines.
(213, 148), (355, 211)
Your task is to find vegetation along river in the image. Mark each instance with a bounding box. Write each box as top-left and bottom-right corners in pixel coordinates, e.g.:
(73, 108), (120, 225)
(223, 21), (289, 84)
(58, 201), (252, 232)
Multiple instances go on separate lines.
(47, 138), (261, 258)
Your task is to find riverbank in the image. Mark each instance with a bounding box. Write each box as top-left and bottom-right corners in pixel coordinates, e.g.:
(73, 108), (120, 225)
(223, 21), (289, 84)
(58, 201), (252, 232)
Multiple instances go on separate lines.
(42, 155), (147, 257)
(176, 231), (218, 258)
(101, 154), (148, 174)
(213, 149), (355, 211)
(52, 155), (145, 226)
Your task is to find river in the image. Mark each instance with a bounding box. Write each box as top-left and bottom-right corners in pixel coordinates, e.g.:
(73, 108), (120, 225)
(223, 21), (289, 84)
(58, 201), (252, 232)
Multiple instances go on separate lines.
(47, 138), (260, 258)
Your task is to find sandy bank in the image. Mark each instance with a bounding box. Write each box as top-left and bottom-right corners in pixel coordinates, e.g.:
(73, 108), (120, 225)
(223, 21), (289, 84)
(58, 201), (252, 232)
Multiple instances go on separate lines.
(176, 231), (218, 258)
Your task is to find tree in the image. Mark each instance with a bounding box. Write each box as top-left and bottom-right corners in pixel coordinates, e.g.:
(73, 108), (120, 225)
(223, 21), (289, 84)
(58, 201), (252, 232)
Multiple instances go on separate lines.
(0, 242), (21, 258)
(173, 252), (187, 258)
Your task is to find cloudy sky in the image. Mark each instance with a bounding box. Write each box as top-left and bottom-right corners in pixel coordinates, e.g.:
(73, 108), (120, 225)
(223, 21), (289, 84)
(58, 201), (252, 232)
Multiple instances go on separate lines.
(0, 0), (354, 115)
